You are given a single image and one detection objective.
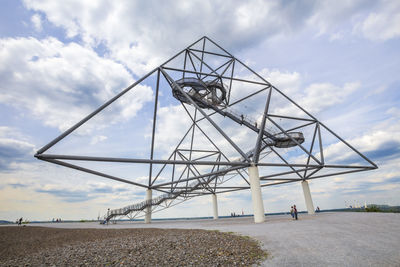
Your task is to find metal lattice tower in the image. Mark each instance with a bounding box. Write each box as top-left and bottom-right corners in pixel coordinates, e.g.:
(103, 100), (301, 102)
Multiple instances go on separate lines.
(35, 36), (377, 223)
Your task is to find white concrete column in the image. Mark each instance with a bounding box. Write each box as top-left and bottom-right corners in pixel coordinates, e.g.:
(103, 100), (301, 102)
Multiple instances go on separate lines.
(212, 194), (218, 220)
(301, 180), (315, 214)
(249, 165), (265, 223)
(145, 189), (152, 223)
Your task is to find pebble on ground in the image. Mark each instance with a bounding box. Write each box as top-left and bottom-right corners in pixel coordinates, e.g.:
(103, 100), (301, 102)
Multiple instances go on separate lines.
(0, 226), (267, 266)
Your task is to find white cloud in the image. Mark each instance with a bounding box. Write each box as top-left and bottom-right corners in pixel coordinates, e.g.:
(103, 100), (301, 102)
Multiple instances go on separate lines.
(259, 68), (301, 95)
(20, 0), (399, 86)
(153, 104), (192, 154)
(306, 0), (366, 37)
(0, 126), (18, 138)
(0, 138), (35, 154)
(0, 127), (36, 170)
(304, 0), (400, 42)
(253, 68), (361, 118)
(355, 0), (400, 41)
(0, 37), (153, 132)
(312, 115), (400, 166)
(387, 107), (400, 118)
(31, 13), (42, 31)
(22, 0), (313, 76)
(299, 82), (360, 113)
(90, 135), (107, 145)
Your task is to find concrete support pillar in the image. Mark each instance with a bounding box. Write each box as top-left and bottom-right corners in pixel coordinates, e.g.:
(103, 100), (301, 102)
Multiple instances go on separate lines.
(249, 165), (265, 223)
(212, 194), (218, 220)
(301, 180), (315, 214)
(145, 189), (152, 223)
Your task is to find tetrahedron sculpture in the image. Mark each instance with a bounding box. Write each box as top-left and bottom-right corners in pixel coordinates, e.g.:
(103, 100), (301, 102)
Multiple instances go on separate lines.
(35, 36), (377, 223)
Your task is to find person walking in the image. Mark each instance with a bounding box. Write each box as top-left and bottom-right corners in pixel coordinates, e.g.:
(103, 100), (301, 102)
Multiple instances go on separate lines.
(294, 205), (298, 220)
(290, 206), (294, 219)
(18, 217), (23, 225)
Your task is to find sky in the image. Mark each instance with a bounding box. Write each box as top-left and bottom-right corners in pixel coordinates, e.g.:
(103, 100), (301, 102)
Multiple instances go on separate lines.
(0, 0), (399, 221)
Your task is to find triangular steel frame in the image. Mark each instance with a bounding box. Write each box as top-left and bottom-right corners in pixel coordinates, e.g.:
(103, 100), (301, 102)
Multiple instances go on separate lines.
(35, 36), (377, 218)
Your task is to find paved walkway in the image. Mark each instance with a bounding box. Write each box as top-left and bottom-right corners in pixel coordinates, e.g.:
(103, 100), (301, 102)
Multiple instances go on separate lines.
(21, 212), (400, 266)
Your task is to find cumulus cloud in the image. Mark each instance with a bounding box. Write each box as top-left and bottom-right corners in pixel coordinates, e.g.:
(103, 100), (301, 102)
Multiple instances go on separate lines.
(304, 0), (400, 42)
(153, 104), (193, 154)
(21, 0), (399, 84)
(0, 127), (36, 170)
(31, 13), (42, 31)
(306, 0), (367, 37)
(272, 81), (360, 116)
(321, 122), (400, 165)
(241, 69), (360, 118)
(387, 107), (400, 118)
(90, 135), (107, 145)
(355, 0), (400, 41)
(35, 181), (142, 203)
(0, 37), (153, 132)
(22, 0), (315, 76)
(298, 82), (360, 113)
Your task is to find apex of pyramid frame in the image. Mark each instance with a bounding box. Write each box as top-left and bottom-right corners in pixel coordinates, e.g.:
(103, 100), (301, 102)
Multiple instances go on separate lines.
(35, 36), (378, 204)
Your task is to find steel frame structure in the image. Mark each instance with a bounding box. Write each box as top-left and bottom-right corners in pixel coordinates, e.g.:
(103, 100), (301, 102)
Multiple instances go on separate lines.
(35, 36), (377, 219)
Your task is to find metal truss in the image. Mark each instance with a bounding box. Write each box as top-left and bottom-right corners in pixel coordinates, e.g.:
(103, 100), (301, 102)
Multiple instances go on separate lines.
(35, 36), (377, 220)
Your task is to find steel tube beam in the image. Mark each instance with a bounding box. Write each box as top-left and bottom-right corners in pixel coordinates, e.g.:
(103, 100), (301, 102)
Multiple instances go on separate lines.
(227, 59), (235, 103)
(151, 124), (194, 186)
(267, 114), (315, 122)
(307, 168), (372, 180)
(160, 68), (251, 162)
(161, 36), (206, 67)
(153, 165), (245, 188)
(162, 67), (269, 86)
(262, 178), (302, 181)
(189, 48), (232, 58)
(268, 117), (322, 165)
(199, 38), (206, 76)
(188, 50), (223, 78)
(196, 85), (270, 124)
(269, 147), (304, 179)
(275, 121), (316, 135)
(36, 154), (249, 166)
(36, 68), (158, 155)
(317, 123), (325, 164)
(41, 158), (148, 188)
(256, 162), (374, 169)
(254, 88), (272, 163)
(304, 124), (319, 178)
(148, 69), (161, 186)
(199, 59), (233, 83)
(260, 167), (318, 179)
(305, 167), (322, 179)
(319, 122), (377, 168)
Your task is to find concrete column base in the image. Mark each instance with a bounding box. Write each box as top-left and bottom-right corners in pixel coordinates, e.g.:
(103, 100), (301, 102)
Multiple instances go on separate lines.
(249, 165), (265, 223)
(302, 180), (315, 214)
(212, 194), (218, 220)
(145, 189), (152, 223)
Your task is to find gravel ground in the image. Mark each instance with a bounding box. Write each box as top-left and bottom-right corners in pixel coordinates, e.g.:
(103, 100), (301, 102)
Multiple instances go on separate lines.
(2, 212), (399, 266)
(0, 227), (266, 266)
